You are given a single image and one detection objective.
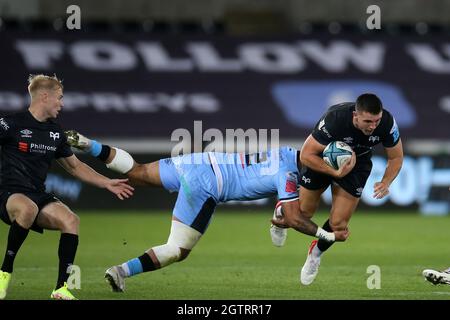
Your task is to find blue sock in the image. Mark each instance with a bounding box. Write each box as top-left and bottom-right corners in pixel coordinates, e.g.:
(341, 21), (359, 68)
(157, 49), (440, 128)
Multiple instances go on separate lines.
(124, 258), (143, 276)
(89, 140), (102, 157)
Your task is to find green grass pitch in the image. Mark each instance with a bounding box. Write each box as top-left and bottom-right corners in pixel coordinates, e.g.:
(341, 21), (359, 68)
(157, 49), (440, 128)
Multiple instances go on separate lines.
(0, 210), (449, 300)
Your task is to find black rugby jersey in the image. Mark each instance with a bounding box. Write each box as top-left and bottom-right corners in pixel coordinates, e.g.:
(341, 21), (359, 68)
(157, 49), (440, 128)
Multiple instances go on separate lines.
(0, 110), (73, 192)
(311, 102), (401, 160)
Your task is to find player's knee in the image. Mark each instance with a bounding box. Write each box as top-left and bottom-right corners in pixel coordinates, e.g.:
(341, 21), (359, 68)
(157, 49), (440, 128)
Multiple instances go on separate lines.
(106, 148), (135, 174)
(168, 220), (202, 251)
(66, 213), (80, 230)
(153, 220), (201, 266)
(13, 204), (38, 226)
(20, 206), (38, 219)
(57, 212), (80, 233)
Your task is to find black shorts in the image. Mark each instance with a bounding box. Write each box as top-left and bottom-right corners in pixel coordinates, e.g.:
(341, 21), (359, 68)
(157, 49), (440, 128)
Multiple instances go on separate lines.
(0, 190), (60, 233)
(299, 160), (373, 198)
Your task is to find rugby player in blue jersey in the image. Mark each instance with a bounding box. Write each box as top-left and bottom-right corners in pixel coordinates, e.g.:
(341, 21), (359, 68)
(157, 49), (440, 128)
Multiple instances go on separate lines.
(65, 130), (351, 292)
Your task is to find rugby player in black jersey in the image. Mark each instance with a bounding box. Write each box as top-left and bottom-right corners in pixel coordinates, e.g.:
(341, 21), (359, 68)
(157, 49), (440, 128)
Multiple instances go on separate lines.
(0, 75), (134, 300)
(272, 93), (404, 285)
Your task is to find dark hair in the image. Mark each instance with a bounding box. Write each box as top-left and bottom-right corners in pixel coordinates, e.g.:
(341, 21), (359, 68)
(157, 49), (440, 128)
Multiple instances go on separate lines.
(355, 93), (382, 114)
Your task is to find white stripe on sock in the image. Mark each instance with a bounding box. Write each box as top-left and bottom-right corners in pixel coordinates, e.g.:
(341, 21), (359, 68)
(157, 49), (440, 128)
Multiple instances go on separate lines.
(121, 263), (130, 277)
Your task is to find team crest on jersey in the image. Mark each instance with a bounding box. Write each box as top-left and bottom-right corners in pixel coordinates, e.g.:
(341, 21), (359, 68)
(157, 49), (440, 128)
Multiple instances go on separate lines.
(0, 118), (9, 131)
(302, 176), (311, 184)
(20, 129), (33, 138)
(49, 131), (60, 141)
(368, 136), (379, 143)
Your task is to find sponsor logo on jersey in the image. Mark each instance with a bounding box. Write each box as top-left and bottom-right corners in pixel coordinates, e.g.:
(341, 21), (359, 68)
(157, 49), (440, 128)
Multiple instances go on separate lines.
(0, 118), (9, 131)
(18, 142), (28, 152)
(368, 136), (379, 143)
(50, 132), (60, 141)
(30, 143), (57, 154)
(20, 129), (33, 138)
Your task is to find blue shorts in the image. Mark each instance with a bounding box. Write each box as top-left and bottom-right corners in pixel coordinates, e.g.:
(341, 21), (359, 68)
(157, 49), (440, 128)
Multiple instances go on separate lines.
(159, 155), (219, 234)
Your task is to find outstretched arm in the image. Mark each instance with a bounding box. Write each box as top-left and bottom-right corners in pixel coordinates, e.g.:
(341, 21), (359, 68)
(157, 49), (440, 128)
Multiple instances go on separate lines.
(57, 154), (134, 200)
(272, 200), (349, 242)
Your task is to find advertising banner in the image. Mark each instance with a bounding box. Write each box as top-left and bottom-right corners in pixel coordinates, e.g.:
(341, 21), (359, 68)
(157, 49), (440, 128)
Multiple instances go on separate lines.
(0, 31), (449, 141)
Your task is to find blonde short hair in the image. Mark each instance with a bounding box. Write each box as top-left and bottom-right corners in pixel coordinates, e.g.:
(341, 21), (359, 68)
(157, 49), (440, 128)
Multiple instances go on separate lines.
(28, 74), (63, 97)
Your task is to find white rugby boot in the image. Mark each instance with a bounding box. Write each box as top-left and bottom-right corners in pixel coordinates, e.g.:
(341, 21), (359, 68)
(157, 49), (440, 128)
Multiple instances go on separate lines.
(105, 265), (126, 292)
(423, 268), (450, 285)
(270, 225), (287, 247)
(270, 201), (287, 247)
(300, 240), (321, 285)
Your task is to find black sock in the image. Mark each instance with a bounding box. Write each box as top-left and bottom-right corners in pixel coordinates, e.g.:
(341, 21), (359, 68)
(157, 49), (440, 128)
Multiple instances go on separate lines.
(317, 219), (334, 252)
(1, 221), (29, 273)
(97, 144), (111, 162)
(138, 253), (157, 272)
(56, 233), (79, 289)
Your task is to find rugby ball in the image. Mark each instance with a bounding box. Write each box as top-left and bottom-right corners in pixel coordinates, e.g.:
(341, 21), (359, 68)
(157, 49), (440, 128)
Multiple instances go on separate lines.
(322, 141), (353, 170)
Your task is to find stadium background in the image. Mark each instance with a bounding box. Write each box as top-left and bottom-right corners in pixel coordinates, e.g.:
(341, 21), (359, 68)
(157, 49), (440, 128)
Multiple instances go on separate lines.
(0, 0), (449, 301)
